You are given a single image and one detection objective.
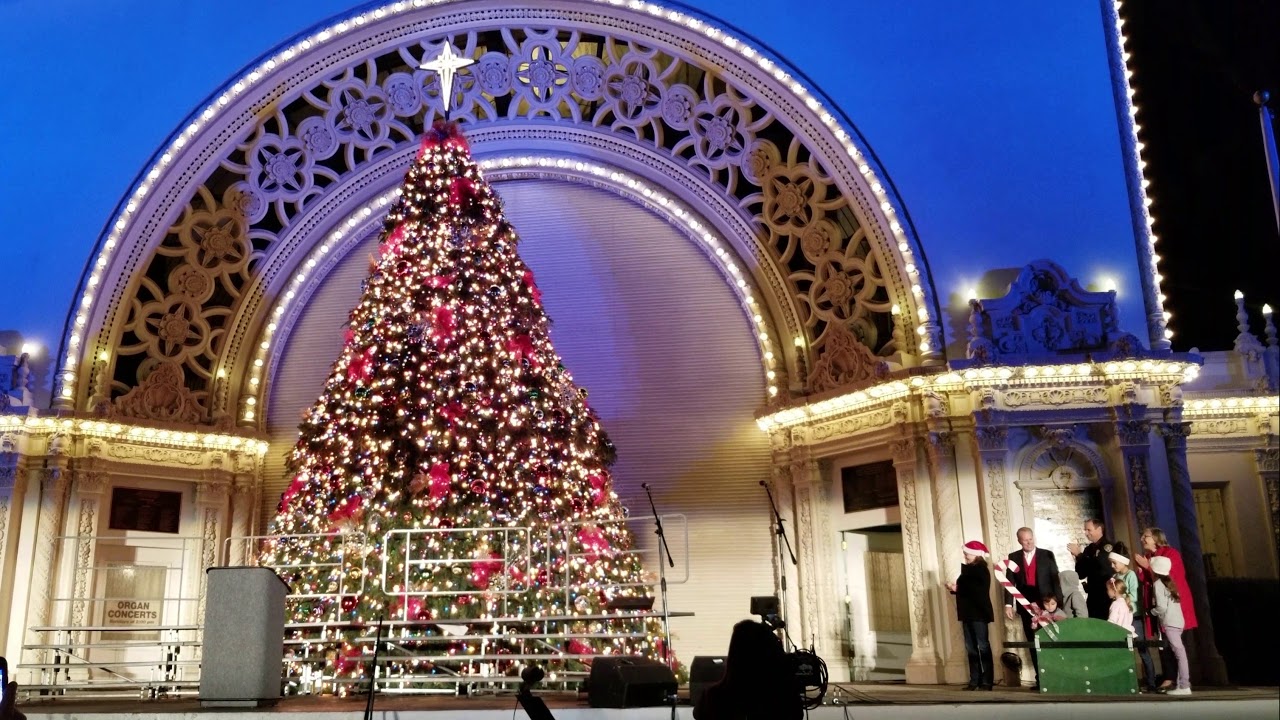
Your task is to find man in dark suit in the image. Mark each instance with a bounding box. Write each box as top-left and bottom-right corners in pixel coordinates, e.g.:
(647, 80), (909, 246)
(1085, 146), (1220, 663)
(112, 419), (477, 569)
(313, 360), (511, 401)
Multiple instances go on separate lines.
(1003, 527), (1061, 690)
(1067, 517), (1113, 620)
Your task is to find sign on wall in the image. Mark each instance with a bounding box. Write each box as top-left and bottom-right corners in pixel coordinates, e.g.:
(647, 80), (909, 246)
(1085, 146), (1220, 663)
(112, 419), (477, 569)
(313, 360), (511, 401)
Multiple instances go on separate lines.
(841, 461), (899, 513)
(109, 487), (182, 534)
(1031, 488), (1104, 571)
(102, 564), (166, 638)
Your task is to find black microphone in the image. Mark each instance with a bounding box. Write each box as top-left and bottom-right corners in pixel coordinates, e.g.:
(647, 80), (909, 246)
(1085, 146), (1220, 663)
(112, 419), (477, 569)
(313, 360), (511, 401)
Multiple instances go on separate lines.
(759, 480), (766, 486)
(642, 482), (650, 489)
(520, 665), (545, 686)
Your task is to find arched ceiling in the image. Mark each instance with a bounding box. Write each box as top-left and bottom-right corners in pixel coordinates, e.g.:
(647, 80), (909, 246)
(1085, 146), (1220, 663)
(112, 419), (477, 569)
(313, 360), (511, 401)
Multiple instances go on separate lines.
(57, 0), (944, 429)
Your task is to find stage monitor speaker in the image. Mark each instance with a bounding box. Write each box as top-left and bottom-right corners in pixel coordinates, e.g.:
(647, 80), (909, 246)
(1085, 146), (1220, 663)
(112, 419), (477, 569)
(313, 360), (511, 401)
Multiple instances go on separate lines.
(587, 656), (677, 708)
(689, 656), (727, 709)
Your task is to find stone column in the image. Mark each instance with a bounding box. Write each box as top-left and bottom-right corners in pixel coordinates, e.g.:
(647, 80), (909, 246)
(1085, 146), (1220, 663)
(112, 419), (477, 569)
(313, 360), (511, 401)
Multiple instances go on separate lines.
(68, 470), (108, 629)
(0, 453), (23, 653)
(891, 438), (941, 683)
(1115, 420), (1155, 534)
(24, 463), (70, 661)
(1254, 444), (1279, 568)
(0, 454), (19, 576)
(229, 476), (258, 566)
(1156, 422), (1227, 684)
(974, 424), (1022, 664)
(925, 431), (968, 682)
(193, 481), (230, 624)
(766, 456), (802, 634)
(789, 450), (847, 679)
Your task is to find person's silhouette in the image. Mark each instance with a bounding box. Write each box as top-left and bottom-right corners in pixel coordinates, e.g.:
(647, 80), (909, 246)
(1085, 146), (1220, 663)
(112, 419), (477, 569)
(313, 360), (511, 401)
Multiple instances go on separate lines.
(1, 681), (27, 720)
(693, 620), (802, 720)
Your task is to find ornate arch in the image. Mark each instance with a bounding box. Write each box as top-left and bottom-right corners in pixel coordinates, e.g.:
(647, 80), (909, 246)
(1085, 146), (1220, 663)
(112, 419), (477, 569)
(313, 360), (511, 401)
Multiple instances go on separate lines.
(1016, 428), (1110, 489)
(56, 0), (943, 428)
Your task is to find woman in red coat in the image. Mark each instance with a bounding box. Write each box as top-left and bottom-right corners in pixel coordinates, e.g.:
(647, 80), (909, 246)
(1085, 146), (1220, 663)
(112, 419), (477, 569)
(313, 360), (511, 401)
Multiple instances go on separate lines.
(1134, 527), (1197, 690)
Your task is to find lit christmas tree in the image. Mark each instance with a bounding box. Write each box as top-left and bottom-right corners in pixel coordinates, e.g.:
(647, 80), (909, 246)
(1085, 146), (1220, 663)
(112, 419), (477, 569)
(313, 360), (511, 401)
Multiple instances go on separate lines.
(262, 118), (674, 689)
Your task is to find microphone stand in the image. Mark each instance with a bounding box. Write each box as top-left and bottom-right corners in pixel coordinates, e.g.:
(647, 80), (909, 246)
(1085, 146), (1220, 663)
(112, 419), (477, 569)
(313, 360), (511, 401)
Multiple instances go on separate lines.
(641, 483), (677, 720)
(362, 616), (385, 720)
(760, 480), (797, 649)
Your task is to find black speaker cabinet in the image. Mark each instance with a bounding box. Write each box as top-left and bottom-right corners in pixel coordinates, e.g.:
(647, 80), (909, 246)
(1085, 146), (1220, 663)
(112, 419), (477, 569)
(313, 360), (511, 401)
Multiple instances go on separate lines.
(689, 656), (728, 709)
(587, 656), (677, 708)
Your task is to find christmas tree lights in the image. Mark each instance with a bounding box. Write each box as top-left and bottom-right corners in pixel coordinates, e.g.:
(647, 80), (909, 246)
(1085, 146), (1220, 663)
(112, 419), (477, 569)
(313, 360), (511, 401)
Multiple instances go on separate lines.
(262, 121), (671, 692)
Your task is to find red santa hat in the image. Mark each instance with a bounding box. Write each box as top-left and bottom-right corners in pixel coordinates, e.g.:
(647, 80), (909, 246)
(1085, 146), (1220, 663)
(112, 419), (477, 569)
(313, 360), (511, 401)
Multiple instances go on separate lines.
(962, 540), (989, 558)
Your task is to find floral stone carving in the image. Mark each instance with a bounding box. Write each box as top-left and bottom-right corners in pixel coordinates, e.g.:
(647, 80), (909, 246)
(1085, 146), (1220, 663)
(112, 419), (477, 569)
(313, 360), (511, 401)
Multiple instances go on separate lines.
(964, 260), (1133, 364)
(112, 361), (204, 424)
(808, 322), (889, 393)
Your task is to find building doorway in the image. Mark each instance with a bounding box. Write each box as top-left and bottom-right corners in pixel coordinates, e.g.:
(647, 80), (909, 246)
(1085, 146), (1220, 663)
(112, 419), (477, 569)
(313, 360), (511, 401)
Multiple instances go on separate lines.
(841, 527), (909, 681)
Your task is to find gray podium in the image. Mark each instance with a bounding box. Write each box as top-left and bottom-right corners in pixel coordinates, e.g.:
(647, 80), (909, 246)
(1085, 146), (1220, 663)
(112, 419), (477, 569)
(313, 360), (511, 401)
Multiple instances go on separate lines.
(200, 566), (288, 707)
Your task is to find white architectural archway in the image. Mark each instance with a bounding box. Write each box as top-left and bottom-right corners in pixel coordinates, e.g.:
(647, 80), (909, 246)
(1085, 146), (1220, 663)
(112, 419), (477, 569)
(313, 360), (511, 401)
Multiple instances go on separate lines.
(56, 0), (944, 424)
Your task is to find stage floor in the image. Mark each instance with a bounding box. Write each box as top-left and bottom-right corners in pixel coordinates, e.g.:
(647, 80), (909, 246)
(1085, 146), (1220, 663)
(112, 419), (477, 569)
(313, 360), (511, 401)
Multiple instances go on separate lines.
(17, 683), (1280, 720)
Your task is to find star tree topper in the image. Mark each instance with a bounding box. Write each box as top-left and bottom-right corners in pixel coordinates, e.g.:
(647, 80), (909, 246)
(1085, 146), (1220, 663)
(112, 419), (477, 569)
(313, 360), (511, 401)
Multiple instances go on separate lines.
(420, 42), (475, 119)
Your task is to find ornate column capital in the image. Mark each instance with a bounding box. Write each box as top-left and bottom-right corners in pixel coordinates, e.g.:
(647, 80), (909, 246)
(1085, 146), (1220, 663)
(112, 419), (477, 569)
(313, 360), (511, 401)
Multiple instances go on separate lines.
(1157, 422), (1193, 450)
(1115, 420), (1151, 447)
(1255, 445), (1280, 474)
(74, 470), (110, 496)
(196, 480), (231, 507)
(975, 424), (1009, 453)
(927, 430), (956, 452)
(0, 463), (17, 493)
(232, 474), (259, 496)
(890, 437), (919, 466)
(40, 464), (68, 492)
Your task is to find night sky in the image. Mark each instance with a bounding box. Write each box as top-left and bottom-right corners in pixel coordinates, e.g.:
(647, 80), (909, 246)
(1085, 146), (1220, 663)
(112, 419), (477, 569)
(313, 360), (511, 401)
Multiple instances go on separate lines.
(1122, 0), (1280, 352)
(0, 1), (1267, 376)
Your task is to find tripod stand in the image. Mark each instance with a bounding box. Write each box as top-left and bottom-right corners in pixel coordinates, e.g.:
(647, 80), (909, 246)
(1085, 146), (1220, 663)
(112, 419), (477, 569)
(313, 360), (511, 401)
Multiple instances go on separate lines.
(641, 482), (678, 720)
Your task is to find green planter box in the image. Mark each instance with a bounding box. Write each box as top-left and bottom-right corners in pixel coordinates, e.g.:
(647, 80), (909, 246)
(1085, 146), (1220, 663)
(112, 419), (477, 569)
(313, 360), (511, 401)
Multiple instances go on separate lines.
(1035, 618), (1138, 696)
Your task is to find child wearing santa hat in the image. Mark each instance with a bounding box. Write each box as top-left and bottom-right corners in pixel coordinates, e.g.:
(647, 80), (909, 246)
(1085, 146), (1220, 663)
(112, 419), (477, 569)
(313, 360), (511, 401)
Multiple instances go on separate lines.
(1149, 555), (1190, 695)
(946, 540), (994, 690)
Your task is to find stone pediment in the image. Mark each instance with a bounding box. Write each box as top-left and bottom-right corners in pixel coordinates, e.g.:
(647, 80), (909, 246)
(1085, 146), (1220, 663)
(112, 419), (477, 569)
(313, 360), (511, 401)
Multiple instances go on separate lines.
(962, 260), (1144, 365)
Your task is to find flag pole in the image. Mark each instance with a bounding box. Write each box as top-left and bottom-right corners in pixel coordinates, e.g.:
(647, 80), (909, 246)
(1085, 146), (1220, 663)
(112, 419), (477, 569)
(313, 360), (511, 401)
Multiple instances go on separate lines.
(1255, 90), (1280, 235)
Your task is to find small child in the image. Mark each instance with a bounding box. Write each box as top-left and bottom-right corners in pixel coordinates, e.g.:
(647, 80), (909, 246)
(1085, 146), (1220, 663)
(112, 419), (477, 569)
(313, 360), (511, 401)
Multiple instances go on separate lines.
(1040, 593), (1068, 621)
(1110, 548), (1144, 649)
(1150, 556), (1190, 695)
(1058, 570), (1088, 618)
(1109, 549), (1139, 611)
(1105, 577), (1135, 634)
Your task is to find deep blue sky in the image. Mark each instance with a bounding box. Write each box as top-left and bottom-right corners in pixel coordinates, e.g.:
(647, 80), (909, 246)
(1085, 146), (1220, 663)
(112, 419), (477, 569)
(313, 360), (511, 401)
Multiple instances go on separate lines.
(0, 1), (1142, 359)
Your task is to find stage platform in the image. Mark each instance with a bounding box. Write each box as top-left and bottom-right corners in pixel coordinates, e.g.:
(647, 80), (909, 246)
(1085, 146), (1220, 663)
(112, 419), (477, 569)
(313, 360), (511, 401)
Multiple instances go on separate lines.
(16, 683), (1280, 719)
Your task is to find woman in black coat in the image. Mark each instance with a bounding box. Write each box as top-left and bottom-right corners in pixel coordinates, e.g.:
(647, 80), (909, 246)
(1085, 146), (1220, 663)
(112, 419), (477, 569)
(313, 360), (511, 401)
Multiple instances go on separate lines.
(693, 620), (803, 720)
(946, 540), (995, 690)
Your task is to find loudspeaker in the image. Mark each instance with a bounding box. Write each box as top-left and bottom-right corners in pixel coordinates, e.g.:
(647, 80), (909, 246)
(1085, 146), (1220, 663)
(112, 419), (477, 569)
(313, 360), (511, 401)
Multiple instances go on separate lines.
(587, 656), (677, 708)
(689, 656), (727, 709)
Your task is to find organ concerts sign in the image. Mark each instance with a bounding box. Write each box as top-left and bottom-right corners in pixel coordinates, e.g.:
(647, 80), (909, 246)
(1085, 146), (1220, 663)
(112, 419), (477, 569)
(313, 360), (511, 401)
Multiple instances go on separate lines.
(102, 564), (166, 633)
(105, 599), (160, 626)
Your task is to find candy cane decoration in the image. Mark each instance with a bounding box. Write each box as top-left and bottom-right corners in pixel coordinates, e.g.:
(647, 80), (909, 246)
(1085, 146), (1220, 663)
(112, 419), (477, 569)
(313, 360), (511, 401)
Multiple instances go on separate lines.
(994, 559), (1059, 640)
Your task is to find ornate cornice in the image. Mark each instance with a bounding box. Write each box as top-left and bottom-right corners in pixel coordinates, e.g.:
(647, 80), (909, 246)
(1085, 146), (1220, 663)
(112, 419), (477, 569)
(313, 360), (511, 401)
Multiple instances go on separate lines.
(0, 413), (267, 474)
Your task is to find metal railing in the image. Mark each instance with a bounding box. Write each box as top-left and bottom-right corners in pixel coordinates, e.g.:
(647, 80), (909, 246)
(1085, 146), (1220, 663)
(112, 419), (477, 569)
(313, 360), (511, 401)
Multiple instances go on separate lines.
(20, 535), (209, 699)
(22, 518), (692, 699)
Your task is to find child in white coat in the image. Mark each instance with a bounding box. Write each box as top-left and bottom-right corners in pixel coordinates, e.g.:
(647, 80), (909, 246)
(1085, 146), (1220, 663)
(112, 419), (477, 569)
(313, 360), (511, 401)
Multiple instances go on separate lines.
(1149, 556), (1190, 695)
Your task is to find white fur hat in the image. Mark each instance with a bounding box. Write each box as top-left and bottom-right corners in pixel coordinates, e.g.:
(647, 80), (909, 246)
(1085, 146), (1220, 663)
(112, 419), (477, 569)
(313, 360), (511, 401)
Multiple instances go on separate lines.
(1150, 556), (1172, 576)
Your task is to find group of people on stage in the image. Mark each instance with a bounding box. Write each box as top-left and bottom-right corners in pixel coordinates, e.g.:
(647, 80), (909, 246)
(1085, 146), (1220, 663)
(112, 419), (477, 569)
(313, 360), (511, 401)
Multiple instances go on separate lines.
(947, 519), (1197, 695)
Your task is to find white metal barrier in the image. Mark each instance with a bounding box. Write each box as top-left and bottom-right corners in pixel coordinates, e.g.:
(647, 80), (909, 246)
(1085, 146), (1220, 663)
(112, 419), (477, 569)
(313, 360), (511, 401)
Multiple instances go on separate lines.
(21, 535), (209, 698)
